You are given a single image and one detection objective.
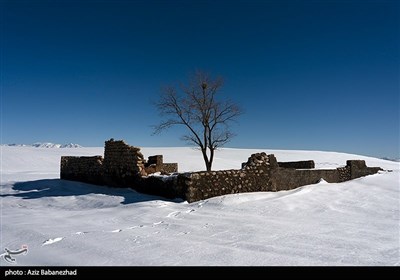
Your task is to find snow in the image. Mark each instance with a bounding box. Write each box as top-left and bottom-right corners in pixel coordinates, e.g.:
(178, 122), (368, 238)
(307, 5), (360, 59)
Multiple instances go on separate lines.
(42, 237), (64, 246)
(1, 146), (399, 266)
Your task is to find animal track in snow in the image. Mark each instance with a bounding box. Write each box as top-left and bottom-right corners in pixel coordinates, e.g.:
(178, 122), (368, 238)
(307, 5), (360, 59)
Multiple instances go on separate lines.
(74, 231), (88, 235)
(111, 229), (122, 233)
(42, 237), (64, 246)
(167, 211), (181, 218)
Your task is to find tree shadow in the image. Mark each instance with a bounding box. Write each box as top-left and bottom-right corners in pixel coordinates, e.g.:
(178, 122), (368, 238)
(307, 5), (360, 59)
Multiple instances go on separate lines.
(1, 179), (183, 205)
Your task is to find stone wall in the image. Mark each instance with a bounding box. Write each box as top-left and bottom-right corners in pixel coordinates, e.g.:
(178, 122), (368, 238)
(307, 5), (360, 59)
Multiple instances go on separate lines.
(347, 160), (382, 179)
(60, 156), (103, 185)
(270, 168), (340, 190)
(162, 163), (179, 174)
(337, 166), (351, 182)
(103, 139), (146, 177)
(180, 153), (277, 202)
(144, 155), (178, 174)
(180, 169), (270, 203)
(270, 160), (379, 191)
(60, 139), (179, 195)
(178, 155), (382, 203)
(60, 139), (382, 203)
(278, 160), (315, 169)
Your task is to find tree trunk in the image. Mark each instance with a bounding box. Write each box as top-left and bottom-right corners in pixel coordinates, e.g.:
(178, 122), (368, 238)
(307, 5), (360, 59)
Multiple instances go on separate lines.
(208, 148), (215, 171)
(206, 161), (212, 172)
(201, 148), (212, 172)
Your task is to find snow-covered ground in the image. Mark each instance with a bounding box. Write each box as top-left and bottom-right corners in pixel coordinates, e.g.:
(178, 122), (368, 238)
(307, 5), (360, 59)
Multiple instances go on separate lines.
(0, 146), (399, 266)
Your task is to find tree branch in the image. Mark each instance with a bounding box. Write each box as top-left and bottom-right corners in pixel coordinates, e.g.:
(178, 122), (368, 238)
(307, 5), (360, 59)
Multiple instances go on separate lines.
(152, 70), (242, 171)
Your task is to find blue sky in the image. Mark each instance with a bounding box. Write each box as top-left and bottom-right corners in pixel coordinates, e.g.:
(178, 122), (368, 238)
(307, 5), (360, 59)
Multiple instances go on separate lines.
(2, 0), (399, 158)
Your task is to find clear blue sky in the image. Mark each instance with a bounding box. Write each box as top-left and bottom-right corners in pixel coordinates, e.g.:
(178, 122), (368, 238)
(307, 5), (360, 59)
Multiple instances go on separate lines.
(1, 0), (399, 158)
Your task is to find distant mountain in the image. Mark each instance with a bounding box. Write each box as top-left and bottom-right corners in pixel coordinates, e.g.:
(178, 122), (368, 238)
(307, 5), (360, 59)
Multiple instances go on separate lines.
(3, 142), (83, 148)
(32, 142), (62, 148)
(60, 143), (83, 148)
(5, 143), (29, 147)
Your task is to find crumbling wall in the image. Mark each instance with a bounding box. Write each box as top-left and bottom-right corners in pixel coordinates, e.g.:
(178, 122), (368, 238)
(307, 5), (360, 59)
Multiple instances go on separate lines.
(271, 168), (340, 190)
(60, 139), (382, 203)
(178, 154), (382, 202)
(179, 153), (277, 203)
(134, 175), (184, 199)
(271, 160), (381, 191)
(338, 166), (351, 182)
(162, 163), (178, 174)
(347, 160), (382, 179)
(144, 155), (178, 174)
(60, 139), (179, 193)
(103, 139), (146, 177)
(60, 156), (103, 185)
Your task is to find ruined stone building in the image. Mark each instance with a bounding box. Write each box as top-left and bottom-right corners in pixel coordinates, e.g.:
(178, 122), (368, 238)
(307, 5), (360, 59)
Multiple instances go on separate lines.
(61, 139), (382, 203)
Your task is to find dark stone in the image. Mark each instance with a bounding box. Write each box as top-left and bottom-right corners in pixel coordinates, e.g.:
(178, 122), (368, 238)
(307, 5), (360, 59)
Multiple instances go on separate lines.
(278, 160), (315, 169)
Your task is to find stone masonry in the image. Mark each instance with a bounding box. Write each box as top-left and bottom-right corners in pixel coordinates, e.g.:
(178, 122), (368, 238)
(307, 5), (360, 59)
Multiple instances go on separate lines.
(144, 155), (179, 175)
(103, 139), (146, 177)
(178, 154), (382, 202)
(60, 156), (103, 185)
(179, 152), (277, 202)
(278, 160), (315, 169)
(61, 139), (178, 187)
(61, 139), (382, 203)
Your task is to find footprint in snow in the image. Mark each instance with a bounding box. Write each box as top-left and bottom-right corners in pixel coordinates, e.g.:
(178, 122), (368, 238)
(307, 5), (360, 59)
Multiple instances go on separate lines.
(127, 225), (145, 229)
(177, 231), (190, 236)
(74, 231), (88, 235)
(197, 201), (208, 208)
(42, 237), (64, 246)
(167, 211), (181, 218)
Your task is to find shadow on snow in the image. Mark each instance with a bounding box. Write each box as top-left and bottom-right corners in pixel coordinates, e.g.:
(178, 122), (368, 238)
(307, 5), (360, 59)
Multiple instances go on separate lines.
(1, 179), (182, 205)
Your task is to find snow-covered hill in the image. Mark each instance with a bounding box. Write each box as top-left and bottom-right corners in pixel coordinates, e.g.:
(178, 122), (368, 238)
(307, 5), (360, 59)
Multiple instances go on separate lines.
(0, 146), (399, 266)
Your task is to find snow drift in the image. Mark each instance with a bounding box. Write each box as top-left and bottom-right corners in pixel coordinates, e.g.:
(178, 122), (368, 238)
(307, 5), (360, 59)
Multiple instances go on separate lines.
(0, 146), (399, 265)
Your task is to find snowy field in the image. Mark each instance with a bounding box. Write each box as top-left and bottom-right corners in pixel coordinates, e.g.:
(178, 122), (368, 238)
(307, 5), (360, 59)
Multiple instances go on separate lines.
(1, 146), (399, 266)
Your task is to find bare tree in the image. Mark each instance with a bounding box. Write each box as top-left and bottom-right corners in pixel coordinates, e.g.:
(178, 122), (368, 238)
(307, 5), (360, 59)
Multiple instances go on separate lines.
(153, 71), (243, 171)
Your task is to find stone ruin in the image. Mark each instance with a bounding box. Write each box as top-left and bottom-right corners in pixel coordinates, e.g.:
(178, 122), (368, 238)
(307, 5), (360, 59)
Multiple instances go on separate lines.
(60, 139), (382, 203)
(61, 139), (178, 185)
